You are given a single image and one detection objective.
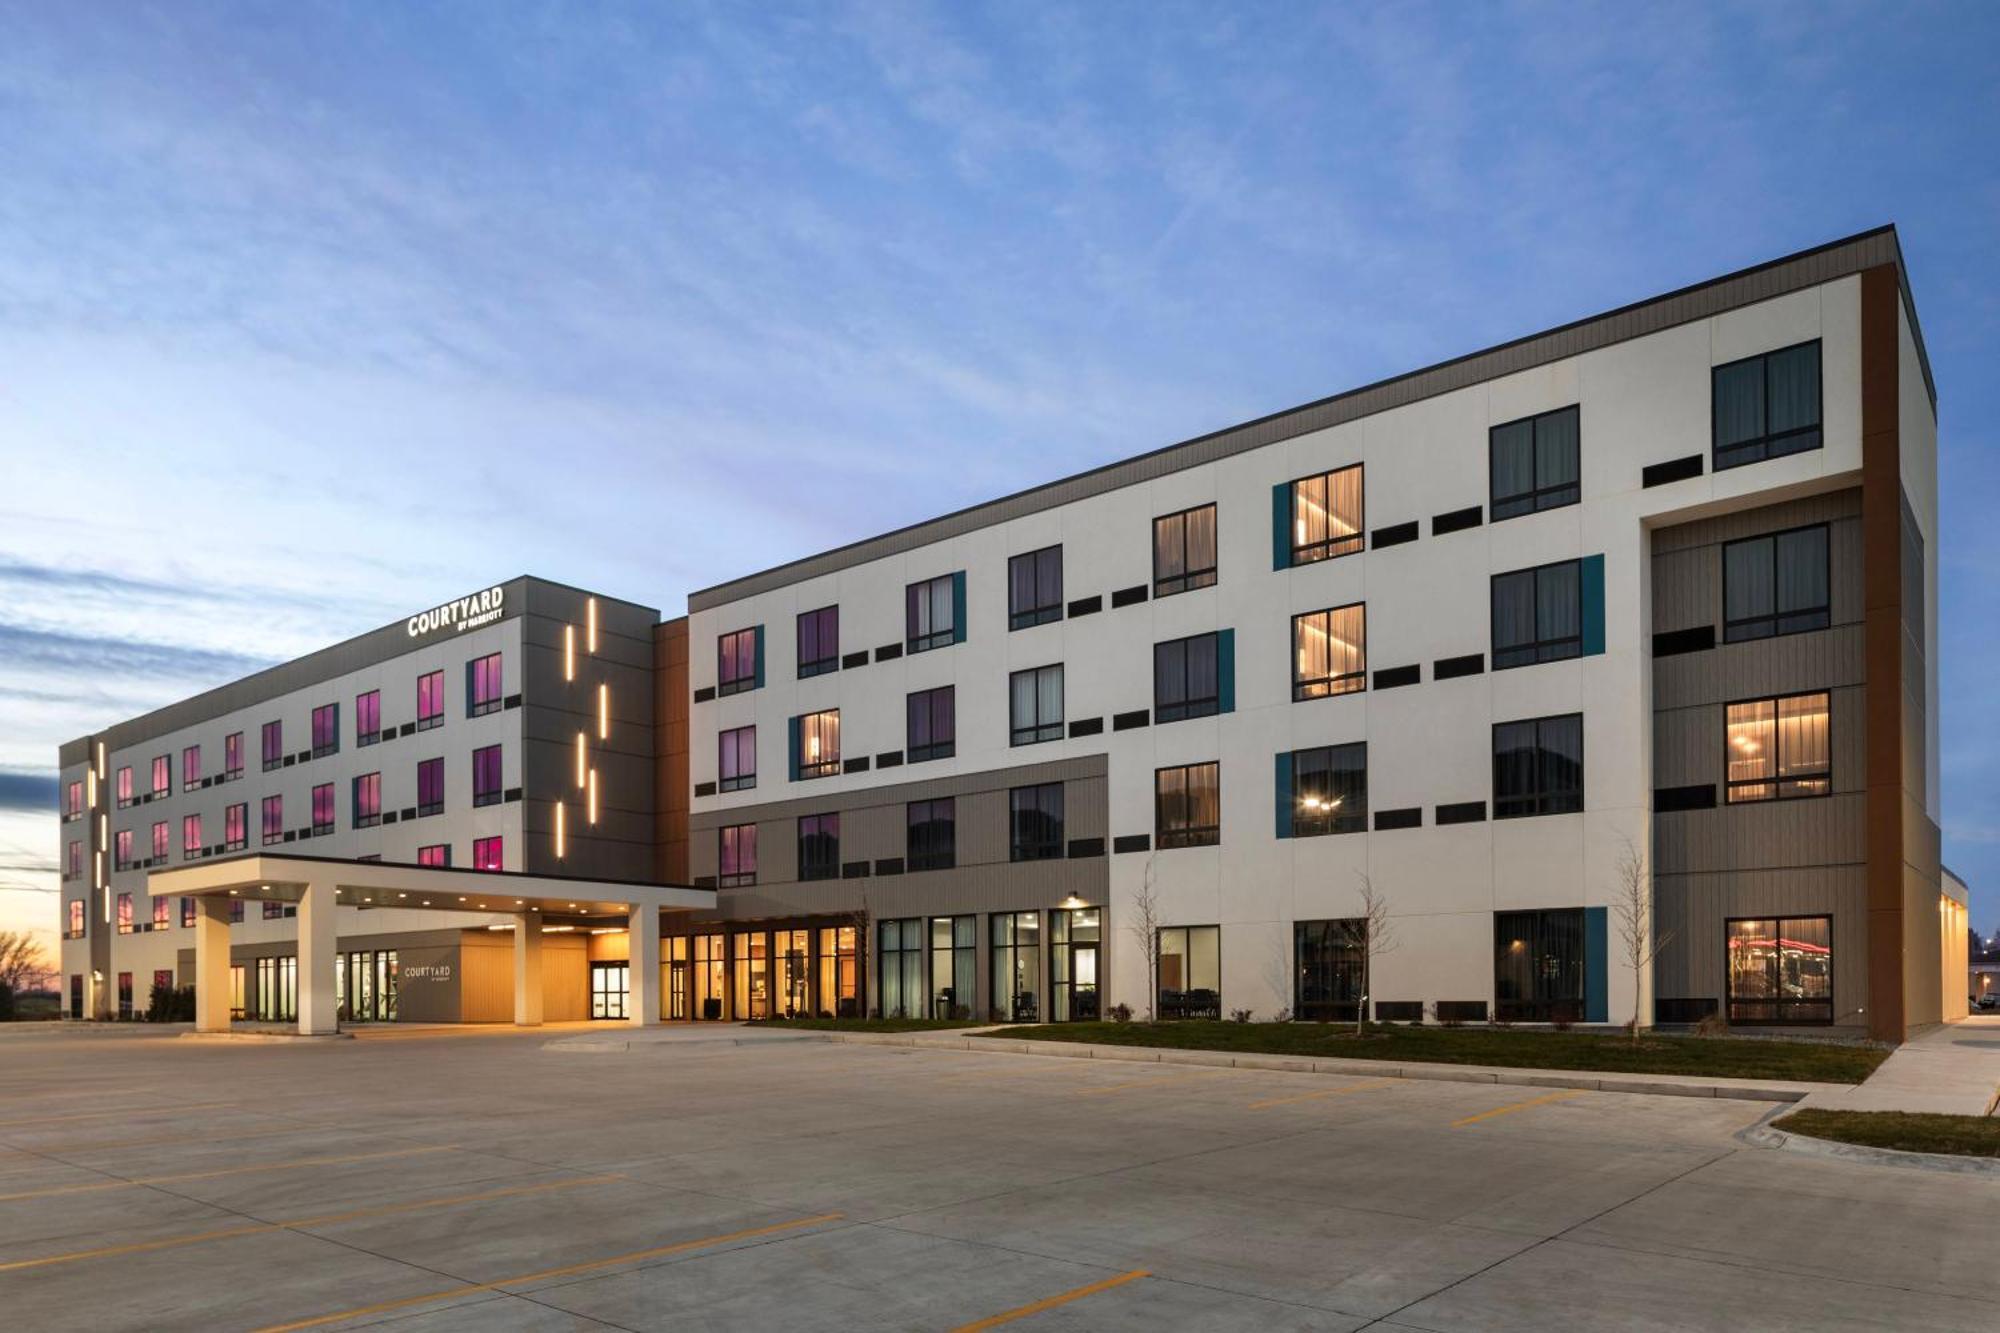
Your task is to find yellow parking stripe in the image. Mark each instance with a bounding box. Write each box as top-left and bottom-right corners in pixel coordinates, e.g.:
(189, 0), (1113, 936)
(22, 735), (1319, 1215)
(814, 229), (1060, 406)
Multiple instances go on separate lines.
(952, 1269), (1150, 1331)
(1451, 1089), (1584, 1128)
(252, 1211), (846, 1332)
(0, 1144), (458, 1202)
(1246, 1078), (1395, 1110)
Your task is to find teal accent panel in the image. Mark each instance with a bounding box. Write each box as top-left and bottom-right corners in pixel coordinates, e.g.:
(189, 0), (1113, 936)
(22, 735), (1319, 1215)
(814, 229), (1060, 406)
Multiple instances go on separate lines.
(787, 716), (801, 783)
(1580, 554), (1606, 656)
(1272, 482), (1292, 570)
(951, 571), (967, 644)
(1585, 906), (1608, 1023)
(753, 625), (766, 689)
(1274, 751), (1294, 839)
(463, 660), (474, 715)
(1217, 628), (1235, 713)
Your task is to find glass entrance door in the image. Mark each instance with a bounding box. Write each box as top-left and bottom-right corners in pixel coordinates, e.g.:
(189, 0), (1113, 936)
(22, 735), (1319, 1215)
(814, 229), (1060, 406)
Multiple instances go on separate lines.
(775, 929), (810, 1018)
(1051, 907), (1101, 1021)
(590, 962), (629, 1020)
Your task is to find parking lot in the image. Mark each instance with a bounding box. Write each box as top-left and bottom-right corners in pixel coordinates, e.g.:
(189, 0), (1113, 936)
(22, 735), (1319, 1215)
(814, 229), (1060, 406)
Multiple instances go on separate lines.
(1, 1024), (1994, 1331)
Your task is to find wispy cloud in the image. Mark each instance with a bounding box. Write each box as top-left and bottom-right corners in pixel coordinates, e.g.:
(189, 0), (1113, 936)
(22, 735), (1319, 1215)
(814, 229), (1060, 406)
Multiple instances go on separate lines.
(0, 770), (56, 814)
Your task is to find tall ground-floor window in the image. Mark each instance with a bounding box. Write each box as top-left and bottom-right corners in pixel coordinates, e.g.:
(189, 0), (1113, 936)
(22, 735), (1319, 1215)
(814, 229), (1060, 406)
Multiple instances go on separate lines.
(70, 974), (83, 1018)
(817, 925), (859, 1018)
(336, 950), (399, 1022)
(1051, 907), (1102, 1022)
(878, 918), (923, 1018)
(117, 972), (133, 1019)
(590, 961), (629, 1020)
(773, 928), (811, 1018)
(990, 911), (1042, 1022)
(1726, 916), (1832, 1024)
(930, 916), (975, 1019)
(667, 936), (690, 1020)
(230, 965), (247, 1020)
(254, 956), (297, 1022)
(732, 932), (771, 1020)
(1158, 925), (1221, 1019)
(1494, 908), (1585, 1022)
(692, 933), (726, 1019)
(1294, 920), (1364, 1022)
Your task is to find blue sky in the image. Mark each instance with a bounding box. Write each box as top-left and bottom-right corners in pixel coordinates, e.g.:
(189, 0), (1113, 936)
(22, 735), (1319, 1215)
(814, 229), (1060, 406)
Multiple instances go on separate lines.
(2, 2), (1997, 958)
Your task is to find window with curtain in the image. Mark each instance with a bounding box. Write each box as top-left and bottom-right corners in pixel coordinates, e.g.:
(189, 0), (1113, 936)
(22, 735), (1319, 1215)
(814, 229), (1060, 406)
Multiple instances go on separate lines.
(151, 754), (170, 794)
(473, 836), (503, 871)
(718, 628), (757, 695)
(907, 686), (956, 762)
(1726, 915), (1833, 1022)
(114, 828), (132, 871)
(1157, 926), (1221, 1019)
(356, 689), (382, 745)
(1155, 762), (1221, 848)
(469, 653), (504, 715)
(906, 574), (957, 652)
(797, 606), (839, 677)
(116, 765), (132, 806)
(1490, 405), (1581, 520)
(1153, 503), (1218, 596)
(1009, 545), (1064, 629)
(1009, 664), (1064, 745)
(352, 772), (381, 827)
(1723, 524), (1830, 642)
(880, 918), (925, 1019)
(1725, 692), (1831, 802)
(1293, 604), (1366, 700)
(472, 746), (502, 807)
(152, 821), (168, 860)
(262, 721), (283, 771)
(182, 813), (203, 855)
(417, 671), (445, 729)
(719, 725), (756, 791)
(798, 710), (840, 778)
(1294, 919), (1366, 1021)
(1292, 742), (1367, 835)
(418, 844), (450, 868)
(1291, 465), (1364, 563)
(1492, 560), (1582, 669)
(224, 731), (243, 778)
(417, 757), (444, 815)
(224, 803), (246, 852)
(262, 795), (283, 845)
(718, 823), (757, 887)
(1009, 782), (1065, 861)
(797, 814), (840, 881)
(907, 798), (956, 871)
(311, 783), (334, 835)
(182, 745), (201, 788)
(1154, 632), (1220, 721)
(312, 702), (341, 755)
(1492, 714), (1584, 818)
(1713, 340), (1821, 469)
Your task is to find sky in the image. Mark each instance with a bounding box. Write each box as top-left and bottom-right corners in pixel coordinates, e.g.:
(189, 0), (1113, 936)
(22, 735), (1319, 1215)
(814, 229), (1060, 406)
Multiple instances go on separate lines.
(2, 2), (1997, 967)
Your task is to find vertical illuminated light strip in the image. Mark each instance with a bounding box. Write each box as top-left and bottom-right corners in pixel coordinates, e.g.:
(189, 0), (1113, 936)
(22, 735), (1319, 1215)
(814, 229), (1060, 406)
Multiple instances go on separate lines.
(554, 801), (567, 858)
(575, 732), (587, 788)
(586, 597), (598, 654)
(564, 625), (575, 681)
(587, 769), (599, 825)
(95, 740), (105, 780)
(86, 767), (96, 808)
(597, 684), (609, 739)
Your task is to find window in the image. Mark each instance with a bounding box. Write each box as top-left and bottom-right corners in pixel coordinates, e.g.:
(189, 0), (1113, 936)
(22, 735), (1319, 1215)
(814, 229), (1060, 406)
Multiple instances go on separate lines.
(1293, 605), (1366, 700)
(473, 836), (503, 872)
(418, 844), (450, 868)
(1158, 926), (1220, 1020)
(353, 772), (381, 828)
(907, 798), (956, 871)
(357, 690), (382, 745)
(906, 573), (958, 653)
(718, 823), (757, 887)
(1714, 340), (1821, 470)
(262, 795), (284, 846)
(151, 755), (169, 796)
(1493, 714), (1584, 818)
(64, 778), (82, 819)
(114, 828), (133, 871)
(1490, 405), (1580, 520)
(152, 897), (170, 930)
(151, 821), (168, 862)
(1726, 916), (1833, 1023)
(797, 606), (839, 678)
(1009, 783), (1064, 862)
(906, 686), (956, 763)
(181, 897), (195, 927)
(718, 628), (758, 695)
(118, 972), (133, 1018)
(1492, 559), (1582, 669)
(67, 898), (86, 938)
(116, 893), (134, 935)
(931, 916), (976, 1021)
(1156, 762), (1220, 849)
(1008, 546), (1063, 629)
(472, 745), (502, 808)
(311, 783), (334, 836)
(1495, 908), (1586, 1022)
(1009, 664), (1064, 745)
(1291, 465), (1364, 563)
(223, 803), (247, 853)
(1154, 632), (1220, 722)
(990, 911), (1042, 1022)
(262, 720), (283, 771)
(1725, 692), (1831, 803)
(66, 839), (80, 879)
(719, 725), (757, 792)
(1154, 503), (1217, 596)
(797, 814), (840, 882)
(181, 814), (202, 858)
(417, 757), (445, 816)
(230, 899), (243, 923)
(1295, 919), (1366, 1022)
(1723, 524), (1830, 642)
(311, 703), (340, 757)
(468, 652), (503, 716)
(223, 731), (243, 779)
(116, 765), (132, 807)
(182, 744), (201, 789)
(1292, 743), (1367, 836)
(797, 710), (840, 779)
(879, 918), (925, 1019)
(416, 672), (444, 730)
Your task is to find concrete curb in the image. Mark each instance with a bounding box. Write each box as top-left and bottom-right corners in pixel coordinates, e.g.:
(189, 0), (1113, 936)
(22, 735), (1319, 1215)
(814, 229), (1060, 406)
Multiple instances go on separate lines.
(805, 1030), (1819, 1103)
(176, 1030), (354, 1043)
(1741, 1116), (2000, 1177)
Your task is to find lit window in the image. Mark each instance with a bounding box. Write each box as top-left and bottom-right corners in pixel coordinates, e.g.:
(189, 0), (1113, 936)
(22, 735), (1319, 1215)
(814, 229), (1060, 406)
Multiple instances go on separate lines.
(357, 690), (382, 745)
(311, 783), (334, 836)
(797, 607), (839, 678)
(352, 772), (381, 828)
(181, 814), (203, 858)
(181, 897), (195, 927)
(152, 896), (170, 930)
(115, 766), (132, 807)
(1293, 605), (1365, 700)
(418, 757), (445, 816)
(1008, 546), (1064, 630)
(262, 720), (283, 771)
(151, 755), (169, 795)
(1724, 525), (1830, 643)
(1726, 916), (1833, 1023)
(114, 828), (133, 871)
(472, 746), (503, 808)
(417, 844), (450, 868)
(416, 672), (445, 730)
(907, 686), (955, 763)
(1291, 466), (1364, 563)
(64, 779), (82, 819)
(311, 703), (340, 757)
(1714, 341), (1821, 470)
(223, 731), (243, 779)
(262, 795), (284, 846)
(68, 898), (85, 939)
(468, 653), (504, 716)
(1153, 503), (1218, 597)
(797, 710), (840, 780)
(1291, 743), (1367, 836)
(152, 821), (168, 861)
(719, 823), (757, 887)
(66, 839), (81, 879)
(1725, 692), (1831, 803)
(719, 726), (756, 792)
(1009, 665), (1064, 745)
(1156, 763), (1220, 849)
(1490, 406), (1580, 520)
(472, 836), (503, 872)
(223, 803), (247, 852)
(1492, 560), (1581, 669)
(906, 574), (958, 653)
(182, 745), (201, 789)
(718, 629), (758, 695)
(116, 893), (134, 935)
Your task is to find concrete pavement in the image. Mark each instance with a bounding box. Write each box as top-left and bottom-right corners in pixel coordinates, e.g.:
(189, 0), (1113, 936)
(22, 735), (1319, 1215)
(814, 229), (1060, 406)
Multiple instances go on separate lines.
(1798, 1014), (2000, 1116)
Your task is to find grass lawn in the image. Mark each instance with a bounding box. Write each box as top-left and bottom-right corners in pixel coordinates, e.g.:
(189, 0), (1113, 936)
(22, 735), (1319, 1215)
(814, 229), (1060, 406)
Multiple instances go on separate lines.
(748, 1017), (984, 1033)
(987, 1021), (1887, 1084)
(1771, 1109), (2000, 1157)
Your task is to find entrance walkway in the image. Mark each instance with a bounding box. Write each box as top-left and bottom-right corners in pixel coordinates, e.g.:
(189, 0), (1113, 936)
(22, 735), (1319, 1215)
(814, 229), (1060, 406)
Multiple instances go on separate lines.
(1798, 1014), (2000, 1116)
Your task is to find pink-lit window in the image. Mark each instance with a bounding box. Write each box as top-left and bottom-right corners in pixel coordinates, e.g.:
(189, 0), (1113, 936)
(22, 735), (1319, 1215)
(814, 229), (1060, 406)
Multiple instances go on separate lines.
(262, 795), (284, 845)
(152, 821), (168, 861)
(472, 745), (502, 807)
(719, 726), (756, 792)
(311, 783), (334, 835)
(67, 899), (84, 938)
(357, 690), (381, 745)
(719, 824), (757, 887)
(116, 766), (132, 806)
(718, 628), (759, 696)
(417, 671), (445, 730)
(181, 897), (195, 928)
(152, 896), (170, 929)
(182, 745), (201, 788)
(311, 703), (339, 757)
(151, 755), (169, 795)
(114, 828), (133, 871)
(418, 757), (444, 815)
(472, 836), (503, 872)
(182, 814), (203, 858)
(153, 967), (172, 995)
(469, 653), (503, 717)
(262, 720), (283, 770)
(224, 803), (247, 852)
(116, 892), (133, 934)
(353, 772), (382, 828)
(417, 844), (450, 867)
(64, 780), (82, 819)
(66, 839), (81, 878)
(230, 900), (243, 923)
(224, 732), (243, 779)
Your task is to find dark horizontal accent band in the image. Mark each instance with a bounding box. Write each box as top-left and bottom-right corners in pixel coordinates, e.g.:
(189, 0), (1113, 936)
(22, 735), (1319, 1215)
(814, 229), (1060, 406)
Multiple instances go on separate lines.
(1436, 800), (1487, 825)
(1375, 1001), (1423, 1022)
(692, 875), (717, 889)
(1652, 626), (1716, 658)
(841, 650), (870, 669)
(1370, 520), (1419, 549)
(1431, 505), (1483, 536)
(1654, 783), (1717, 812)
(502, 693), (523, 709)
(692, 780), (717, 798)
(1373, 807), (1422, 830)
(1112, 833), (1152, 854)
(841, 861), (869, 879)
(1642, 454), (1705, 488)
(843, 756), (870, 774)
(875, 751), (904, 768)
(1436, 1000), (1488, 1023)
(1111, 709), (1150, 731)
(1372, 664), (1420, 689)
(874, 642), (903, 662)
(1433, 653), (1485, 680)
(692, 686), (717, 704)
(1068, 717), (1104, 738)
(1067, 595), (1102, 617)
(873, 857), (905, 876)
(503, 787), (523, 803)
(1110, 584), (1149, 608)
(1066, 837), (1105, 859)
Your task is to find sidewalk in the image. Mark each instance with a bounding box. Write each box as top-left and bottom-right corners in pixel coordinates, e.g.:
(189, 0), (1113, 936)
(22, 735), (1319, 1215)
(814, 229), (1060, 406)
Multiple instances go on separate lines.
(1796, 1013), (2000, 1116)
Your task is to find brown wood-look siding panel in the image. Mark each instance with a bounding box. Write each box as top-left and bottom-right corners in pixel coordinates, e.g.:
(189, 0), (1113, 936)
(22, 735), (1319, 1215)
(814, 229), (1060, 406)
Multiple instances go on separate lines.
(542, 937), (589, 1022)
(1860, 263), (1907, 1041)
(458, 936), (515, 1023)
(1653, 867), (1868, 1022)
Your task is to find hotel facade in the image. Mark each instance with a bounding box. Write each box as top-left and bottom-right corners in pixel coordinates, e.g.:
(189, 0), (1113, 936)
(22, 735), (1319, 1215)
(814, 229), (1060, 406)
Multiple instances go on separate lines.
(58, 226), (1957, 1043)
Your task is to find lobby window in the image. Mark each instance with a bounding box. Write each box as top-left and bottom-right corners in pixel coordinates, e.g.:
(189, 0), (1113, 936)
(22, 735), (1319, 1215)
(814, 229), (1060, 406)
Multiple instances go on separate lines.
(152, 897), (170, 930)
(719, 725), (757, 792)
(1295, 919), (1365, 1022)
(116, 893), (133, 935)
(1009, 664), (1064, 745)
(1291, 465), (1364, 564)
(1292, 742), (1367, 836)
(907, 798), (956, 871)
(67, 898), (84, 938)
(116, 765), (132, 807)
(1726, 916), (1833, 1023)
(1490, 405), (1580, 520)
(1493, 714), (1584, 818)
(1154, 502), (1217, 597)
(797, 814), (840, 882)
(152, 821), (168, 862)
(880, 918), (924, 1019)
(718, 823), (757, 887)
(262, 720), (283, 771)
(416, 671), (445, 730)
(353, 772), (382, 828)
(1154, 632), (1220, 722)
(907, 686), (956, 763)
(223, 803), (247, 853)
(906, 573), (960, 653)
(117, 972), (132, 1018)
(182, 744), (201, 789)
(931, 916), (976, 1020)
(468, 652), (503, 716)
(1723, 524), (1830, 643)
(311, 703), (340, 757)
(181, 814), (202, 858)
(797, 606), (839, 678)
(181, 897), (195, 928)
(473, 836), (503, 871)
(990, 911), (1042, 1022)
(262, 795), (284, 846)
(418, 844), (450, 868)
(1495, 908), (1586, 1022)
(357, 689), (382, 745)
(1492, 559), (1581, 669)
(311, 783), (334, 836)
(1156, 762), (1221, 849)
(1714, 340), (1821, 470)
(114, 828), (133, 871)
(1008, 545), (1064, 629)
(1725, 692), (1831, 803)
(718, 628), (759, 696)
(64, 779), (82, 819)
(66, 839), (80, 879)
(151, 755), (169, 796)
(417, 757), (445, 816)
(1158, 925), (1221, 1020)
(1293, 605), (1366, 701)
(223, 731), (243, 779)
(472, 745), (502, 808)
(795, 710), (839, 780)
(1009, 782), (1064, 862)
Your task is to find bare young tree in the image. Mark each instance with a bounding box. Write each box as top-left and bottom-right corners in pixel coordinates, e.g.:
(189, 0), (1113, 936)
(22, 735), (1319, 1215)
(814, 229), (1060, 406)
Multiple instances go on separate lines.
(0, 930), (44, 995)
(1611, 834), (1671, 1045)
(1342, 873), (1397, 1036)
(1127, 855), (1162, 1022)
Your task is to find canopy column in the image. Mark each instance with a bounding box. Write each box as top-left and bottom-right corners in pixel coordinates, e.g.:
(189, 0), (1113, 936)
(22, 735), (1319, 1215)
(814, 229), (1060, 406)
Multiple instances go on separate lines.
(514, 910), (544, 1027)
(628, 904), (660, 1026)
(296, 880), (340, 1035)
(193, 896), (232, 1033)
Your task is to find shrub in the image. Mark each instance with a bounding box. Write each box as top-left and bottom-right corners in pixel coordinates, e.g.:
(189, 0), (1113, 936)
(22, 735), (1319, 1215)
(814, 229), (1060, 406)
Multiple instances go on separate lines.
(1228, 1008), (1255, 1024)
(147, 984), (195, 1023)
(1271, 1006), (1292, 1023)
(1694, 1013), (1730, 1038)
(1108, 1002), (1133, 1023)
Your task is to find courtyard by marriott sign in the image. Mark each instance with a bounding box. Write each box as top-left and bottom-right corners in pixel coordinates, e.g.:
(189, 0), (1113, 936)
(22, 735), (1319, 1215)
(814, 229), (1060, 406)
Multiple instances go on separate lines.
(407, 585), (506, 638)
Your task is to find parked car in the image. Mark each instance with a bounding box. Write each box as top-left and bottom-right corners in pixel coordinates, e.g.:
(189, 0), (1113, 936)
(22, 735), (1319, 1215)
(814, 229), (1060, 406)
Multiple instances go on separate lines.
(1975, 993), (2000, 1012)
